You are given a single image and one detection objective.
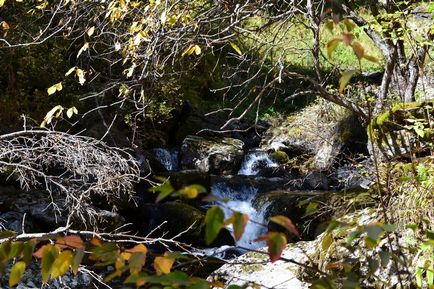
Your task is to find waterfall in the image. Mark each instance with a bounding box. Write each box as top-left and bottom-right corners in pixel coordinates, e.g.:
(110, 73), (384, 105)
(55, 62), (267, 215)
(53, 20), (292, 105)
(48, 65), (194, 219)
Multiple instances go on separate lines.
(238, 150), (278, 176)
(152, 148), (179, 171)
(210, 182), (268, 250)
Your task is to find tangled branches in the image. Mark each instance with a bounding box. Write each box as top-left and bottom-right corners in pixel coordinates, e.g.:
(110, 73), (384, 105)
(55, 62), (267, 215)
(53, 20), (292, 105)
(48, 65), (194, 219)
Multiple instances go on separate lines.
(0, 130), (141, 227)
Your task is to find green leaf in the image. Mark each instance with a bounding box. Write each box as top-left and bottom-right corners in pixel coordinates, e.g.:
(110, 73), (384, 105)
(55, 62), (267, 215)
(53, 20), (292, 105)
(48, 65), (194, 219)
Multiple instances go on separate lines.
(71, 248), (84, 275)
(150, 177), (175, 203)
(365, 224), (383, 241)
(339, 70), (356, 94)
(322, 233), (333, 251)
(22, 240), (36, 266)
(230, 212), (248, 241)
(363, 54), (379, 63)
(343, 19), (356, 32)
(129, 252), (146, 275)
(0, 231), (17, 239)
(303, 202), (318, 217)
(50, 250), (73, 279)
(40, 245), (58, 283)
(256, 232), (287, 262)
(8, 241), (23, 259)
(9, 261), (26, 287)
(230, 42), (242, 55)
(379, 250), (390, 267)
(176, 184), (206, 199)
(269, 215), (300, 239)
(205, 206), (225, 245)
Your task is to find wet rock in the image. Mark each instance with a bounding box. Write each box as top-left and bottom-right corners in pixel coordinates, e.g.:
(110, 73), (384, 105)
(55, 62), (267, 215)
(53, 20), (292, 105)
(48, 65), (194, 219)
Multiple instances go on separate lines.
(157, 170), (211, 189)
(211, 175), (296, 195)
(302, 171), (329, 190)
(144, 148), (179, 173)
(0, 211), (38, 233)
(180, 136), (244, 174)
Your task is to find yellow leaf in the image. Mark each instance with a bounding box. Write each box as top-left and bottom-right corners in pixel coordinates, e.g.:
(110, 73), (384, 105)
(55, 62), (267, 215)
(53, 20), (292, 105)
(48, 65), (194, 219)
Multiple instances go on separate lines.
(66, 106), (78, 118)
(327, 38), (341, 58)
(40, 105), (64, 127)
(339, 70), (356, 94)
(9, 261), (26, 287)
(154, 256), (174, 275)
(77, 42), (89, 58)
(182, 44), (196, 56)
(65, 67), (76, 76)
(76, 68), (85, 85)
(50, 250), (73, 279)
(86, 26), (95, 36)
(55, 82), (62, 91)
(351, 41), (364, 60)
(194, 45), (201, 55)
(47, 86), (57, 95)
(230, 42), (242, 55)
(0, 0), (5, 8)
(364, 54), (379, 63)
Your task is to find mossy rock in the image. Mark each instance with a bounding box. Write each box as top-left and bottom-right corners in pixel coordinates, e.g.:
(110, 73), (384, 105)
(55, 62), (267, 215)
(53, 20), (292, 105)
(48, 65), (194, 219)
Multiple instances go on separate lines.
(270, 150), (290, 164)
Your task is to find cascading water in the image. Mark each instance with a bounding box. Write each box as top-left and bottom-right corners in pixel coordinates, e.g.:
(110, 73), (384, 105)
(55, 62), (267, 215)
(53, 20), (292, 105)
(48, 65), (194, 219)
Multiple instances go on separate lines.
(152, 148), (179, 171)
(210, 182), (269, 249)
(238, 150), (278, 176)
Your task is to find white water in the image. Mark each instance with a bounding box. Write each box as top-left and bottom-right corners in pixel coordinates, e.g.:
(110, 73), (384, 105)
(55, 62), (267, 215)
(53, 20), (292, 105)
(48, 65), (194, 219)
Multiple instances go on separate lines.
(238, 150), (278, 176)
(152, 148), (179, 171)
(211, 182), (268, 249)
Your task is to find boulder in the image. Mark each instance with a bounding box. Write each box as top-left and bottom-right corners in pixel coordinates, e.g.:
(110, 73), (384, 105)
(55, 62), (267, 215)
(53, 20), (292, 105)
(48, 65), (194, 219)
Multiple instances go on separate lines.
(208, 240), (316, 288)
(262, 101), (367, 171)
(143, 201), (234, 247)
(180, 136), (244, 174)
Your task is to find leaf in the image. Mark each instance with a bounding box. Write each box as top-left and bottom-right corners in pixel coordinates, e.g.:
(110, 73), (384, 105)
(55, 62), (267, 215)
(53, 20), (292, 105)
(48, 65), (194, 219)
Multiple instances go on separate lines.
(154, 255), (174, 275)
(125, 244), (148, 255)
(193, 44), (201, 55)
(365, 224), (383, 241)
(149, 177), (175, 203)
(230, 42), (242, 55)
(8, 242), (23, 259)
(47, 82), (62, 95)
(1, 21), (10, 30)
(341, 32), (353, 46)
(71, 248), (84, 275)
(363, 54), (379, 63)
(322, 233), (333, 251)
(9, 261), (26, 287)
(255, 232), (287, 263)
(0, 230), (17, 238)
(0, 0), (5, 8)
(327, 38), (341, 58)
(65, 67), (76, 76)
(176, 184), (206, 199)
(182, 44), (196, 56)
(86, 26), (95, 36)
(351, 41), (364, 59)
(303, 201), (318, 217)
(40, 244), (58, 283)
(205, 206), (225, 245)
(40, 105), (64, 127)
(56, 235), (84, 249)
(129, 252), (146, 275)
(77, 42), (89, 58)
(325, 20), (334, 32)
(339, 70), (356, 94)
(269, 215), (301, 239)
(50, 250), (73, 279)
(22, 240), (36, 265)
(229, 212), (249, 241)
(343, 19), (356, 32)
(66, 107), (78, 119)
(76, 68), (86, 85)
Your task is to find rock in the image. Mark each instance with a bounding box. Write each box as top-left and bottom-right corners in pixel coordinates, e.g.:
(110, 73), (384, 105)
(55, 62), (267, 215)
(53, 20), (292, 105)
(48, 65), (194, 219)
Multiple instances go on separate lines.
(270, 150), (290, 164)
(180, 136), (245, 174)
(208, 240), (316, 288)
(334, 161), (374, 191)
(253, 190), (329, 241)
(0, 211), (38, 233)
(157, 170), (211, 189)
(302, 171), (329, 190)
(144, 148), (179, 173)
(143, 201), (234, 247)
(262, 101), (367, 171)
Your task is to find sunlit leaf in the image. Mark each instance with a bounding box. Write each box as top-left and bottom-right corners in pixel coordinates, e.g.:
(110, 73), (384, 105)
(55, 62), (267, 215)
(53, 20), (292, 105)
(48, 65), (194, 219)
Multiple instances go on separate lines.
(66, 107), (78, 119)
(65, 67), (76, 76)
(125, 244), (148, 255)
(205, 206), (225, 245)
(351, 41), (364, 59)
(154, 255), (174, 275)
(50, 250), (73, 279)
(40, 244), (59, 283)
(255, 232), (287, 262)
(269, 215), (301, 239)
(86, 26), (95, 36)
(77, 42), (89, 58)
(339, 70), (356, 94)
(303, 202), (318, 217)
(327, 38), (341, 58)
(1, 21), (10, 30)
(176, 184), (206, 199)
(9, 261), (26, 287)
(47, 82), (62, 95)
(8, 241), (23, 259)
(363, 54), (379, 63)
(194, 44), (201, 55)
(22, 239), (36, 265)
(40, 105), (64, 127)
(76, 68), (86, 85)
(230, 42), (242, 55)
(0, 0), (5, 8)
(325, 20), (334, 32)
(150, 177), (175, 203)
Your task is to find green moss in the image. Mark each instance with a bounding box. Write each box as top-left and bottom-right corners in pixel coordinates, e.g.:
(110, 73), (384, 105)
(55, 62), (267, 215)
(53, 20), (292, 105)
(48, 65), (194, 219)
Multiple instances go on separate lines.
(270, 150), (290, 164)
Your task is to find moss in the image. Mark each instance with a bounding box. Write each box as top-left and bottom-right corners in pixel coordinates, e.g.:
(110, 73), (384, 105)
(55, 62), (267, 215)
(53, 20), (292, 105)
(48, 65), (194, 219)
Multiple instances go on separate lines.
(270, 150), (290, 164)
